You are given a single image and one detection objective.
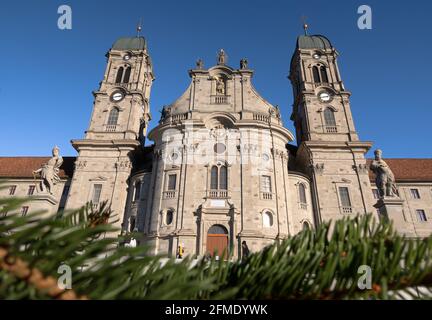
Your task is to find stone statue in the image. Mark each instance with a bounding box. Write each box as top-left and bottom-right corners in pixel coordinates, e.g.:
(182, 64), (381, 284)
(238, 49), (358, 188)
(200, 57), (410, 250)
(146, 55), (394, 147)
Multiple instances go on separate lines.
(240, 58), (248, 69)
(33, 146), (63, 194)
(217, 49), (226, 65)
(216, 77), (225, 95)
(241, 241), (250, 259)
(160, 106), (171, 122)
(196, 59), (204, 69)
(370, 149), (397, 198)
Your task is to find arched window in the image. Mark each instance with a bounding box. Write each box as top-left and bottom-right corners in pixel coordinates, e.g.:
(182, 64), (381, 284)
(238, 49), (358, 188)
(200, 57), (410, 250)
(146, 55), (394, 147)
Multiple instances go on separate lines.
(320, 66), (329, 83)
(166, 210), (174, 225)
(303, 221), (310, 230)
(208, 224), (228, 234)
(115, 67), (124, 83)
(107, 108), (119, 131)
(123, 67), (131, 83)
(323, 108), (336, 127)
(219, 166), (227, 190)
(312, 66), (321, 83)
(299, 183), (307, 204)
(210, 166), (218, 190)
(263, 211), (273, 228)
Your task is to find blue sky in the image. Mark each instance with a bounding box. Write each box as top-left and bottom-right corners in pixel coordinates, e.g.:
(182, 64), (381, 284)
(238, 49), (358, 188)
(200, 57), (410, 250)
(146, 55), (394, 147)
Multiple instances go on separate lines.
(0, 0), (431, 158)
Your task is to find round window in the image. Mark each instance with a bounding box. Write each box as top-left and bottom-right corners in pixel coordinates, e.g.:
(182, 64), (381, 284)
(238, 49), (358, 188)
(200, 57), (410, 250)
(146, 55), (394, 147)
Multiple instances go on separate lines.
(214, 143), (226, 154)
(170, 153), (179, 161)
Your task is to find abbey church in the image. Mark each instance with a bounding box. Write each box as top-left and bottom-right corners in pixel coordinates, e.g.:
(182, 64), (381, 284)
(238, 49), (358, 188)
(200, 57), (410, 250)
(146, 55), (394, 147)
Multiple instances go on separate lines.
(1, 33), (432, 259)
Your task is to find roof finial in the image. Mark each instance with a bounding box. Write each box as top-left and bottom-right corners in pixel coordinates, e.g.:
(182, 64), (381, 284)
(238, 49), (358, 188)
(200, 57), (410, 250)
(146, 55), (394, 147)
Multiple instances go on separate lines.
(136, 18), (143, 37)
(301, 15), (308, 35)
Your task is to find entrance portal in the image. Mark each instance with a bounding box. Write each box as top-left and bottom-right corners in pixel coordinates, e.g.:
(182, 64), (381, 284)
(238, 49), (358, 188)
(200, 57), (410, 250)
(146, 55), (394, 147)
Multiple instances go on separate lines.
(206, 224), (228, 259)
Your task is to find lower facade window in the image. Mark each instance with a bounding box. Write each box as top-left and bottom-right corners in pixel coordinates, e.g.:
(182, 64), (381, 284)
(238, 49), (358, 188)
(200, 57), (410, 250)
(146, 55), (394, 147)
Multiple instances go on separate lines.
(416, 209), (427, 222)
(21, 206), (29, 216)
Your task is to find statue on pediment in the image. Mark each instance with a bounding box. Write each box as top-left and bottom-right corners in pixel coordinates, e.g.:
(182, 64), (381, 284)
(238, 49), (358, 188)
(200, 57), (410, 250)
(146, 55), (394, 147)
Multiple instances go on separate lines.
(33, 146), (63, 194)
(217, 49), (227, 65)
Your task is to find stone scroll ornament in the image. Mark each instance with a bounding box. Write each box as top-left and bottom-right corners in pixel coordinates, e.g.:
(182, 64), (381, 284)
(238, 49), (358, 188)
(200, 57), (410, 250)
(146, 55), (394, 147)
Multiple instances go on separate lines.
(370, 149), (398, 198)
(33, 146), (63, 195)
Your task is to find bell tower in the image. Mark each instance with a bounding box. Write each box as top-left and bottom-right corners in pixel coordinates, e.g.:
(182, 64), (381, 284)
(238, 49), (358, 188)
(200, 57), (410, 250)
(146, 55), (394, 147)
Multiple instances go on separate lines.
(289, 33), (376, 224)
(65, 35), (154, 231)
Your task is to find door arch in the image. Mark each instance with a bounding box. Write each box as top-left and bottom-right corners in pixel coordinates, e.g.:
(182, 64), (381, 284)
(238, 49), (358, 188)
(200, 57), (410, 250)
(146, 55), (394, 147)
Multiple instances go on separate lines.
(206, 224), (228, 259)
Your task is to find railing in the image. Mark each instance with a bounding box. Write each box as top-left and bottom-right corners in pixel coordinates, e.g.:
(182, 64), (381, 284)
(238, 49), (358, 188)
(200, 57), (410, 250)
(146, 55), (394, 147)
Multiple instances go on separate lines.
(171, 113), (188, 122)
(208, 190), (228, 198)
(342, 207), (352, 214)
(211, 95), (230, 104)
(253, 113), (270, 123)
(325, 126), (337, 133)
(106, 125), (117, 132)
(163, 191), (176, 199)
(261, 192), (273, 200)
(111, 82), (139, 90)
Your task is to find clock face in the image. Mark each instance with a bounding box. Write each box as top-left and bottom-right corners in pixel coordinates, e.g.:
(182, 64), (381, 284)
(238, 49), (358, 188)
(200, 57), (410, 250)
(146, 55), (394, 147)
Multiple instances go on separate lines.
(112, 91), (124, 102)
(124, 54), (131, 61)
(313, 53), (321, 59)
(318, 91), (332, 103)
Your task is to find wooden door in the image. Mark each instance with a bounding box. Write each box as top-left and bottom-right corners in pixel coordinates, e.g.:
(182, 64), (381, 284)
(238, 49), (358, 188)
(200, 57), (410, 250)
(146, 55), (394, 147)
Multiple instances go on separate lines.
(206, 234), (228, 259)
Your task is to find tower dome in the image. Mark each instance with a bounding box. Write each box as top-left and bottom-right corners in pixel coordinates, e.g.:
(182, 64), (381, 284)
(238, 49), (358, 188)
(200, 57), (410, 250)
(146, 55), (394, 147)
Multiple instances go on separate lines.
(297, 35), (332, 50)
(112, 36), (146, 50)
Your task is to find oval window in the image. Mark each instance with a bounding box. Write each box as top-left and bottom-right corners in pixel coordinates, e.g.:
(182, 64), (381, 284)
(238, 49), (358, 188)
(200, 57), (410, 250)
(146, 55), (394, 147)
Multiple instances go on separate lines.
(214, 143), (226, 154)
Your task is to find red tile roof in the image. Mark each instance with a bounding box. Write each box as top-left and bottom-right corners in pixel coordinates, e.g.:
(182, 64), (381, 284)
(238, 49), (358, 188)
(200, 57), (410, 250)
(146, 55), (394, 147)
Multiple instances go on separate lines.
(0, 157), (431, 182)
(0, 157), (76, 179)
(367, 159), (432, 182)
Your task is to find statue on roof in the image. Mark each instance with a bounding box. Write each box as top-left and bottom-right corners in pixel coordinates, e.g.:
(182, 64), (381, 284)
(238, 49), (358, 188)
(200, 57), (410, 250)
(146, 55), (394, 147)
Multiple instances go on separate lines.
(196, 59), (204, 69)
(33, 146), (63, 195)
(217, 49), (227, 65)
(370, 149), (397, 198)
(240, 58), (248, 69)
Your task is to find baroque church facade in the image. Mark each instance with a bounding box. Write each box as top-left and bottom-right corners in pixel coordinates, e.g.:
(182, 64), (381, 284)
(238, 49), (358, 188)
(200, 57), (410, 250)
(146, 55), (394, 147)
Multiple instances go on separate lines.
(1, 34), (432, 259)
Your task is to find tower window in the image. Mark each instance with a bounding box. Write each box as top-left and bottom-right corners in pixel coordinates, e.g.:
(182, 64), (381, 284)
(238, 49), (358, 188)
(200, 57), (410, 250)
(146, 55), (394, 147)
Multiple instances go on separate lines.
(410, 189), (421, 199)
(115, 67), (124, 83)
(324, 108), (337, 133)
(312, 66), (321, 83)
(107, 108), (119, 131)
(339, 187), (352, 208)
(167, 174), (177, 191)
(260, 175), (272, 193)
(123, 67), (131, 83)
(92, 184), (102, 207)
(320, 66), (329, 83)
(262, 211), (273, 228)
(416, 209), (427, 222)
